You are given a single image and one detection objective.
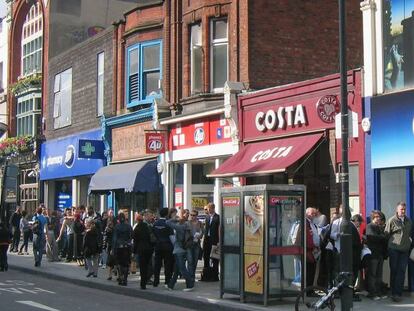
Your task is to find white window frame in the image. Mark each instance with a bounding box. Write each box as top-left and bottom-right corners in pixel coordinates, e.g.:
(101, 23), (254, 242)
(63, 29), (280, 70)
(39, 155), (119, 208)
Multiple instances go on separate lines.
(190, 23), (202, 95)
(53, 68), (72, 129)
(210, 18), (228, 93)
(97, 52), (104, 117)
(16, 93), (41, 137)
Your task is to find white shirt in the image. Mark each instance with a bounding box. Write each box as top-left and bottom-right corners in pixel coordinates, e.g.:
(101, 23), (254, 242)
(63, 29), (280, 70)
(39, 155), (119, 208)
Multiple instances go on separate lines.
(330, 217), (343, 252)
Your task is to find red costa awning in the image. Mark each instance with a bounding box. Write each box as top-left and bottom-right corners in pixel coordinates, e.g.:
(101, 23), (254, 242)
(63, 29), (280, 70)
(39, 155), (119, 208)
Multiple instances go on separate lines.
(208, 133), (324, 178)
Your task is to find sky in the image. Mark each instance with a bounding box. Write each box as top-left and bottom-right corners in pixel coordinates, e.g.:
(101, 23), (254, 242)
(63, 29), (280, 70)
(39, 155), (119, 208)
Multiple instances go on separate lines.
(0, 0), (6, 18)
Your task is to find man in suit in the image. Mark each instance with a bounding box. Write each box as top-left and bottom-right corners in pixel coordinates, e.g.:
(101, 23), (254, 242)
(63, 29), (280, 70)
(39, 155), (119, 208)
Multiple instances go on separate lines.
(203, 202), (220, 281)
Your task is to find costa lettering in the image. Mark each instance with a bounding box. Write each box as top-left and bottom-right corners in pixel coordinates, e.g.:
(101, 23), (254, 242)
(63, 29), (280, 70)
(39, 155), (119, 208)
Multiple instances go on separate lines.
(251, 146), (293, 163)
(255, 104), (307, 132)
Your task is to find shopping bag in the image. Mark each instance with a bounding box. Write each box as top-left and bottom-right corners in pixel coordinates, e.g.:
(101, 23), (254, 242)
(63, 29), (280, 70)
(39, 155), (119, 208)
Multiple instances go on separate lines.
(210, 244), (220, 260)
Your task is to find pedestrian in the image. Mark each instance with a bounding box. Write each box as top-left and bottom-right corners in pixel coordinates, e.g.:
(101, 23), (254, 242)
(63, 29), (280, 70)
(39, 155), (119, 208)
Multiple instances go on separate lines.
(45, 209), (60, 262)
(166, 210), (194, 291)
(202, 203), (220, 282)
(152, 208), (174, 287)
(103, 213), (115, 280)
(0, 222), (12, 271)
(112, 212), (132, 286)
(365, 210), (388, 300)
(56, 208), (75, 262)
(385, 202), (413, 302)
(305, 207), (320, 288)
(18, 210), (31, 255)
(350, 214), (363, 302)
(73, 212), (85, 266)
(9, 206), (22, 252)
(133, 212), (154, 289)
(83, 218), (100, 278)
(188, 209), (203, 280)
(32, 206), (48, 267)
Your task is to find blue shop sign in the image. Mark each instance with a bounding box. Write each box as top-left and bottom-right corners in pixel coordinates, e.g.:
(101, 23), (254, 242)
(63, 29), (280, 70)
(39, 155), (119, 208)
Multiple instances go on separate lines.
(40, 129), (106, 180)
(371, 90), (414, 169)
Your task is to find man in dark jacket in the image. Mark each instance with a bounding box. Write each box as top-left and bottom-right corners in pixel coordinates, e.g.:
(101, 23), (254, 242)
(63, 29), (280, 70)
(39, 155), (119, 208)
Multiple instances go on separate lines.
(152, 208), (174, 287)
(9, 206), (22, 252)
(350, 214), (364, 301)
(133, 213), (154, 289)
(203, 203), (220, 281)
(366, 210), (387, 300)
(0, 222), (12, 271)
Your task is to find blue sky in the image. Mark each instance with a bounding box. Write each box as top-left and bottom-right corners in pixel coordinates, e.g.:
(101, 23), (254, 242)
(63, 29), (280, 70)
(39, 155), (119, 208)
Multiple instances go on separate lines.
(391, 0), (414, 34)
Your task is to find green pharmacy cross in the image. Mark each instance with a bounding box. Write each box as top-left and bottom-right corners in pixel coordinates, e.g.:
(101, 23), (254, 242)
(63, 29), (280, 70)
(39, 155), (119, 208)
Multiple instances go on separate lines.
(81, 142), (96, 157)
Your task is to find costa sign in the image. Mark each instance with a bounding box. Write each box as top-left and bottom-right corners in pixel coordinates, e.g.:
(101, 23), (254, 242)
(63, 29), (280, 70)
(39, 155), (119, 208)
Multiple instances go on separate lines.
(250, 145), (292, 163)
(316, 95), (340, 123)
(255, 104), (307, 132)
(145, 133), (166, 154)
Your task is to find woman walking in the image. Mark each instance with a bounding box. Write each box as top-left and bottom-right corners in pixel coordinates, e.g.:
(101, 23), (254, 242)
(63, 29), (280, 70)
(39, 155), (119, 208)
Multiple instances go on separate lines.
(83, 218), (100, 277)
(188, 210), (203, 280)
(57, 208), (75, 262)
(18, 210), (31, 255)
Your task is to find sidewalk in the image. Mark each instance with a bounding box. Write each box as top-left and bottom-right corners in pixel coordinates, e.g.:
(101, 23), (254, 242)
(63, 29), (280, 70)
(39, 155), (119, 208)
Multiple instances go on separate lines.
(7, 249), (413, 311)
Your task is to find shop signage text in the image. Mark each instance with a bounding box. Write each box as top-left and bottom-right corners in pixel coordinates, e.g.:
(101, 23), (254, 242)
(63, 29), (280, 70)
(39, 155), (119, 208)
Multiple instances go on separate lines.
(250, 146), (292, 163)
(145, 133), (166, 154)
(255, 104), (307, 132)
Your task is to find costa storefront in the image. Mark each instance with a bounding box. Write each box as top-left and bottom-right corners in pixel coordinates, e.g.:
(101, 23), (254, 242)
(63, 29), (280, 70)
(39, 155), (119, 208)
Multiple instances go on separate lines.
(211, 70), (366, 219)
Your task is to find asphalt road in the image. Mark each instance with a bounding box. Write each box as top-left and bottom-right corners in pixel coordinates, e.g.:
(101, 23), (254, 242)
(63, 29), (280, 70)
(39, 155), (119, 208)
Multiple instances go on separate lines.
(0, 270), (195, 311)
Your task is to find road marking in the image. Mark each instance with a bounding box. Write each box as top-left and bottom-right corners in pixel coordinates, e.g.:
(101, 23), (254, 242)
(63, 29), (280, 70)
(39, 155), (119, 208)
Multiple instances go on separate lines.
(16, 301), (60, 311)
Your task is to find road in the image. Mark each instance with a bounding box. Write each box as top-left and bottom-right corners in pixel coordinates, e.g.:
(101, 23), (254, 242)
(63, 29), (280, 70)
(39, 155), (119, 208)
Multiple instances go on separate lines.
(0, 270), (195, 311)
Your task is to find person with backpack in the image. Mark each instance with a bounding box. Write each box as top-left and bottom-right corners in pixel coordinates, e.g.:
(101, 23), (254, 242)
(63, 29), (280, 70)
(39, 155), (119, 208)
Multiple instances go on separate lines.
(112, 212), (133, 286)
(32, 206), (48, 267)
(18, 210), (31, 255)
(166, 210), (194, 291)
(0, 222), (12, 271)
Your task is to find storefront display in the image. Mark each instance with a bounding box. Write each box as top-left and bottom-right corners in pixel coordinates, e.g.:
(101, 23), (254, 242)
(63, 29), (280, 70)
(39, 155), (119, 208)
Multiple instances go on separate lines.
(210, 70), (365, 220)
(40, 129), (105, 210)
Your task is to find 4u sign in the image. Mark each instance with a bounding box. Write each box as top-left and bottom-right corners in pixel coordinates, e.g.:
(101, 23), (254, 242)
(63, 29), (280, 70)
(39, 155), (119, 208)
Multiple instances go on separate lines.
(145, 133), (166, 154)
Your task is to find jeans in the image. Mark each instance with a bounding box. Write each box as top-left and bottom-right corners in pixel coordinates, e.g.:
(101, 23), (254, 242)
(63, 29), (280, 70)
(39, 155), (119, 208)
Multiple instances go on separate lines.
(168, 252), (194, 289)
(293, 256), (301, 283)
(33, 234), (46, 265)
(86, 254), (99, 276)
(19, 230), (31, 253)
(388, 248), (409, 296)
(367, 255), (384, 296)
(187, 244), (199, 280)
(10, 227), (20, 252)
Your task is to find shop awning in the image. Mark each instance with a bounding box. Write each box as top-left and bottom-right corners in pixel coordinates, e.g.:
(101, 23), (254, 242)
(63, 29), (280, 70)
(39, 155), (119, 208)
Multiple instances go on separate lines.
(208, 133), (324, 178)
(88, 159), (160, 193)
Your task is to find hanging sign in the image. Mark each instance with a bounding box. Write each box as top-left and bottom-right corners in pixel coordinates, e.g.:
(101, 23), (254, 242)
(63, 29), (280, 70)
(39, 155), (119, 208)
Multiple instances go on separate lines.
(145, 133), (166, 154)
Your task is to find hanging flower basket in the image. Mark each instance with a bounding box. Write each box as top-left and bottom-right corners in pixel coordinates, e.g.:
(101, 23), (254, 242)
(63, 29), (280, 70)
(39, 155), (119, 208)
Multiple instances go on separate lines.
(9, 74), (42, 96)
(0, 136), (34, 157)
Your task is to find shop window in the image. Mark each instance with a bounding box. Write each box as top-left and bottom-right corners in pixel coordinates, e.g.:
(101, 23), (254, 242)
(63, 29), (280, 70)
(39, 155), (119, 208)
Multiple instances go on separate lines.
(192, 163), (215, 185)
(383, 0), (414, 91)
(379, 168), (407, 219)
(126, 40), (162, 108)
(97, 52), (104, 116)
(349, 164), (359, 195)
(172, 163), (184, 210)
(210, 18), (228, 93)
(53, 68), (72, 129)
(190, 24), (202, 95)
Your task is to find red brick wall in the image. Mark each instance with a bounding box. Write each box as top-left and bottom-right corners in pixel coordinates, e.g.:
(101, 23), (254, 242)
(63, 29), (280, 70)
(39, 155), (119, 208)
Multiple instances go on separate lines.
(246, 0), (362, 90)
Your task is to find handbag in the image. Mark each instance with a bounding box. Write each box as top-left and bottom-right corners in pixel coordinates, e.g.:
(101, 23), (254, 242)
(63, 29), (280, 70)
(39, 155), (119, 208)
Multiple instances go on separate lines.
(210, 244), (220, 260)
(410, 248), (414, 262)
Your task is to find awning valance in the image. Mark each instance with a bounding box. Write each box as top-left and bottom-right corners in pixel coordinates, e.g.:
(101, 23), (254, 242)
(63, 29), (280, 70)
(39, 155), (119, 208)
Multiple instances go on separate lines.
(88, 159), (160, 193)
(208, 133), (324, 178)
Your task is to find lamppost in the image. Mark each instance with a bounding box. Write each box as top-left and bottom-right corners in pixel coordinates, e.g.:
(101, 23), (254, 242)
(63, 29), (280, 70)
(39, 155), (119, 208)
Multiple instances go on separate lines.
(338, 0), (353, 310)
